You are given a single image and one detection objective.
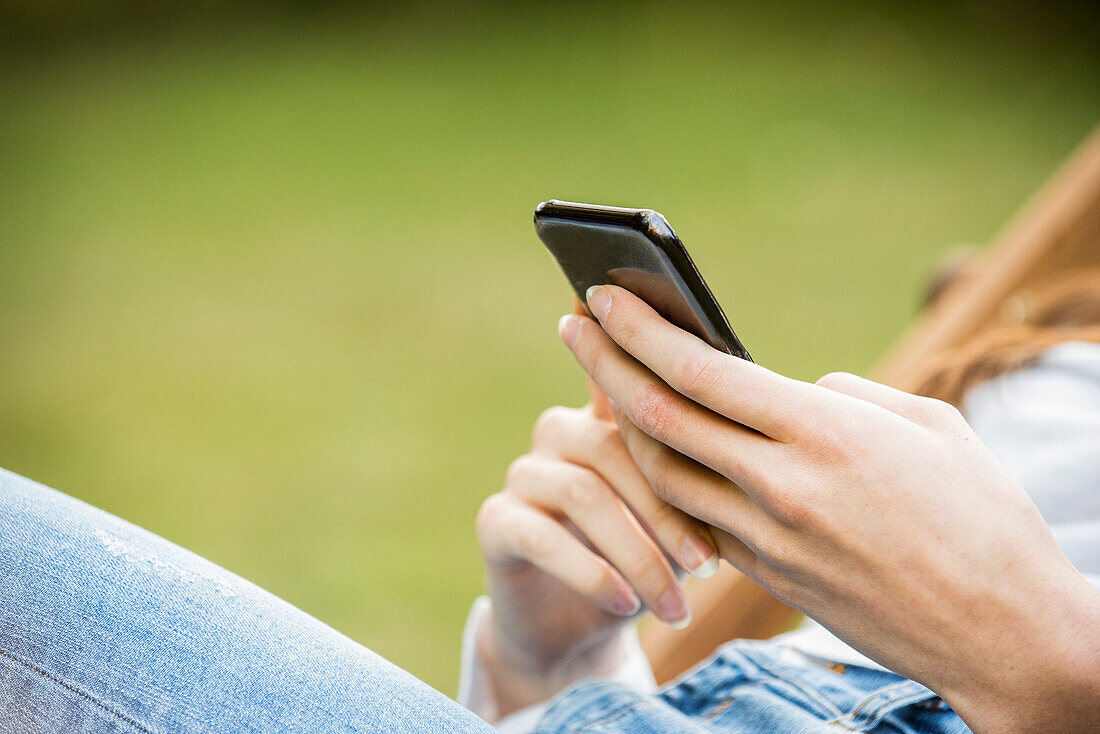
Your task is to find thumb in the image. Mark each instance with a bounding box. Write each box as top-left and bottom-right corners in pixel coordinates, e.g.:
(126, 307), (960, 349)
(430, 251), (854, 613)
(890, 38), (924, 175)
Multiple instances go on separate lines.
(574, 296), (615, 421)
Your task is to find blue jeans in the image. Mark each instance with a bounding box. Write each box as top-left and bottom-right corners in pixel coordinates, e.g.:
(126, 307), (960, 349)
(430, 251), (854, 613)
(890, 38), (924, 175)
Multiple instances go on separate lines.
(0, 468), (492, 733)
(1, 466), (968, 733)
(537, 645), (969, 733)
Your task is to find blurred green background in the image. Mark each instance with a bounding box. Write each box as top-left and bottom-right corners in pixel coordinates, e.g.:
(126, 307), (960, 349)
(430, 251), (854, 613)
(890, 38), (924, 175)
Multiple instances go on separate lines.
(1, 1), (1097, 693)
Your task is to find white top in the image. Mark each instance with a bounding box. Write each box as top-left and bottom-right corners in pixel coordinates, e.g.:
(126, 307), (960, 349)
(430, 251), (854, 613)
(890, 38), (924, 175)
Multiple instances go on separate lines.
(459, 341), (1100, 729)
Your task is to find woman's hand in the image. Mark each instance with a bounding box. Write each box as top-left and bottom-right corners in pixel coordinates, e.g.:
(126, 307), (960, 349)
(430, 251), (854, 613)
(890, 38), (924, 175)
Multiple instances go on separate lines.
(475, 300), (719, 717)
(558, 285), (1100, 734)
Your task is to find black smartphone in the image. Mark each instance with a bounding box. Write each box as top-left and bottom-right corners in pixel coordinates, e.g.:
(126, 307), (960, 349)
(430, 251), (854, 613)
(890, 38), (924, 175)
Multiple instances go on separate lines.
(534, 200), (751, 361)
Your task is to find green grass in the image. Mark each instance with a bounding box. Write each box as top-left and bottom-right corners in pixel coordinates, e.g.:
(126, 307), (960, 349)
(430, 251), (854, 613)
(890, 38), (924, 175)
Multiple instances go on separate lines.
(0, 2), (1096, 693)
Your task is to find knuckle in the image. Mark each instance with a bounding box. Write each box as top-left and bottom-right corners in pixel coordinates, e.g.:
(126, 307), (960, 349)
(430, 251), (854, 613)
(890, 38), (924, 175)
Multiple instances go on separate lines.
(802, 409), (866, 464)
(614, 316), (641, 348)
(815, 371), (857, 390)
(475, 493), (508, 537)
(615, 556), (652, 585)
(503, 453), (537, 489)
(800, 422), (847, 462)
(631, 561), (673, 596)
(630, 384), (678, 439)
(826, 433), (861, 465)
(515, 523), (554, 560)
(615, 540), (663, 580)
(767, 490), (818, 529)
(584, 344), (604, 378)
(532, 405), (574, 444)
(649, 479), (674, 505)
(898, 394), (964, 430)
(925, 397), (963, 425)
(678, 354), (726, 396)
(563, 469), (610, 512)
(641, 450), (675, 503)
(579, 566), (618, 600)
(648, 499), (682, 532)
(638, 442), (668, 499)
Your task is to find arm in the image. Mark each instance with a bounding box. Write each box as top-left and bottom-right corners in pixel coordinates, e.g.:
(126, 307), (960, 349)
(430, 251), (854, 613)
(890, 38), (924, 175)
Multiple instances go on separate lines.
(560, 284), (1100, 733)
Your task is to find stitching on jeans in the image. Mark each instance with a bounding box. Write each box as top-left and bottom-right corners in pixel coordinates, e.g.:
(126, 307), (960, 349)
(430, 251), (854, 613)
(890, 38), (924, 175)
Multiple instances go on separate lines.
(743, 650), (843, 719)
(0, 646), (156, 734)
(829, 681), (930, 731)
(829, 685), (900, 729)
(833, 681), (910, 723)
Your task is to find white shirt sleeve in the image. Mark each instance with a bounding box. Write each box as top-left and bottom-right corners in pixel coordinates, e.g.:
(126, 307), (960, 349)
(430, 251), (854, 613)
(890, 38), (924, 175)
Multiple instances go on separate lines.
(457, 596), (658, 733)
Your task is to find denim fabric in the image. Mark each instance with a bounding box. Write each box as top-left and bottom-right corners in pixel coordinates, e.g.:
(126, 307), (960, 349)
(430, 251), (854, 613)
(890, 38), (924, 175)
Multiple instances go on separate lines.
(536, 643), (970, 733)
(0, 468), (491, 733)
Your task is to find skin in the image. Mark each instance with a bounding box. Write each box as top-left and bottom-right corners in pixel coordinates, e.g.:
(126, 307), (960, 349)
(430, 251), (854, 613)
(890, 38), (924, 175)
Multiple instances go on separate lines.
(477, 286), (1100, 731)
(476, 301), (720, 716)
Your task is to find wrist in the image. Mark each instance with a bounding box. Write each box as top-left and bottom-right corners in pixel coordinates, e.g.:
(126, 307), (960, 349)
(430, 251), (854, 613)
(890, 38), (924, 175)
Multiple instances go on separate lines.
(940, 571), (1100, 733)
(478, 606), (628, 719)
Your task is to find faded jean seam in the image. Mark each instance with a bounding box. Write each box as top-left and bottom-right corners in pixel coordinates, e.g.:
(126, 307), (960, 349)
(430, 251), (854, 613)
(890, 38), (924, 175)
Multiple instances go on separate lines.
(0, 645), (155, 734)
(828, 680), (932, 731)
(738, 648), (844, 719)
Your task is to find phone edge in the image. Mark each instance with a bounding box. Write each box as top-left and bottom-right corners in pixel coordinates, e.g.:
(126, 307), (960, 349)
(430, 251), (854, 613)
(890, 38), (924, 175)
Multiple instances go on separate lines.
(534, 200), (752, 362)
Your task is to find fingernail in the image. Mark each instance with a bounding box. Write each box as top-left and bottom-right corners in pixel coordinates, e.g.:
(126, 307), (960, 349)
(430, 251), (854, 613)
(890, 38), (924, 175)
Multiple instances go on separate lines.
(669, 608), (693, 630)
(586, 285), (611, 321)
(558, 314), (580, 349)
(653, 586), (690, 627)
(612, 583), (642, 616)
(681, 534), (720, 580)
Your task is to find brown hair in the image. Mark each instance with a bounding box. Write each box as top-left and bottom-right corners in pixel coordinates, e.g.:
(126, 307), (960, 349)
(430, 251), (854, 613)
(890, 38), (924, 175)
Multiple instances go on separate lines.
(915, 268), (1100, 407)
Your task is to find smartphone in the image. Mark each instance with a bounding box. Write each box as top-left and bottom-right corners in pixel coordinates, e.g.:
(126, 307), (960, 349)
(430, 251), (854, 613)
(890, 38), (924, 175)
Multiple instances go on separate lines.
(534, 200), (752, 361)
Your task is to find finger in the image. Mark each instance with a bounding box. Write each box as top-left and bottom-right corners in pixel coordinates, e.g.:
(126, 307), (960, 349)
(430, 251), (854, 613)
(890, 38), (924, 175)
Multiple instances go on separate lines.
(575, 295), (615, 421)
(583, 285), (834, 441)
(585, 378), (615, 423)
(477, 493), (642, 616)
(612, 408), (768, 554)
(815, 371), (960, 427)
(710, 528), (758, 578)
(532, 406), (720, 579)
(613, 413), (769, 586)
(506, 455), (692, 626)
(560, 313), (778, 493)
